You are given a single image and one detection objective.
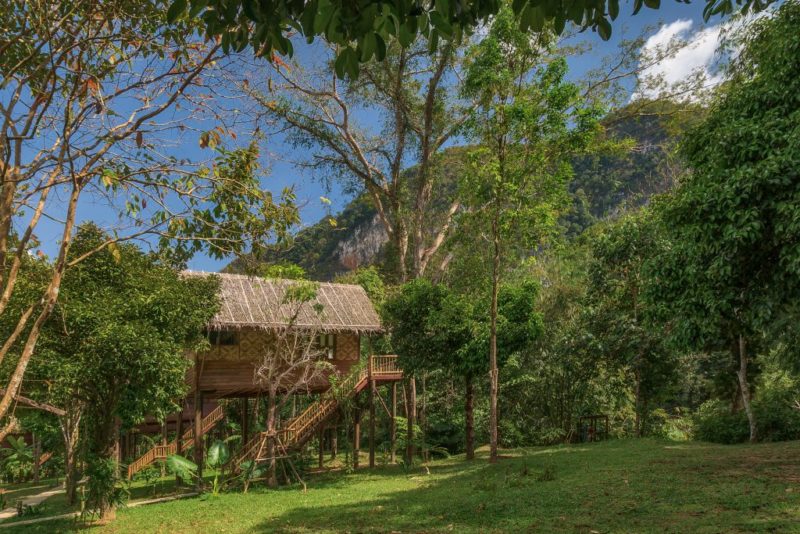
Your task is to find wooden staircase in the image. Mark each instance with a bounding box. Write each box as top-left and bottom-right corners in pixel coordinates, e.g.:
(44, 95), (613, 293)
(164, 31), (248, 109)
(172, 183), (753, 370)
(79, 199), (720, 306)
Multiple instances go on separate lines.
(229, 355), (402, 472)
(127, 404), (225, 479)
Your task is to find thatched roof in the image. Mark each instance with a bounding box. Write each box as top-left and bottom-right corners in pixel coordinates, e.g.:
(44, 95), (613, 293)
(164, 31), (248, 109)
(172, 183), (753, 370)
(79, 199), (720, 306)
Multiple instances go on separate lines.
(183, 272), (382, 333)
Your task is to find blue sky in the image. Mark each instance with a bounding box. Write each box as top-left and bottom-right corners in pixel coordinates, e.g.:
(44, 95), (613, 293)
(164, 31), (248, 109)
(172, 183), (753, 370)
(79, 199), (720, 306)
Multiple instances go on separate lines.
(34, 2), (727, 273)
(186, 1), (720, 271)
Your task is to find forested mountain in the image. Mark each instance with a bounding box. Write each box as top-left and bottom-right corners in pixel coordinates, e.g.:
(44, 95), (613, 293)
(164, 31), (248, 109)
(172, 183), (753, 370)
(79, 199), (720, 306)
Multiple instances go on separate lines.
(229, 111), (683, 280)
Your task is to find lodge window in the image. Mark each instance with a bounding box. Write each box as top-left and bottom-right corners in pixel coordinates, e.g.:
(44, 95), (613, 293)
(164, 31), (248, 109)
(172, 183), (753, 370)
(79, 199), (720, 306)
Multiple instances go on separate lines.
(207, 330), (238, 346)
(315, 333), (336, 359)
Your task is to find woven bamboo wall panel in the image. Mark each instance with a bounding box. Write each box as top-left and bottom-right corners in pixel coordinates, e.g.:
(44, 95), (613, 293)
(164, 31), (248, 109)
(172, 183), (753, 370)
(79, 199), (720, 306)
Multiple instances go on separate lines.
(336, 333), (359, 361)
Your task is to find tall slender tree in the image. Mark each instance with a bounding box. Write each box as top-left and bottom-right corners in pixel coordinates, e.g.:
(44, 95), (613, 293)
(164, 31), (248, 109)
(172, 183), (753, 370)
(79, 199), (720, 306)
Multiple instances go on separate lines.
(460, 9), (603, 462)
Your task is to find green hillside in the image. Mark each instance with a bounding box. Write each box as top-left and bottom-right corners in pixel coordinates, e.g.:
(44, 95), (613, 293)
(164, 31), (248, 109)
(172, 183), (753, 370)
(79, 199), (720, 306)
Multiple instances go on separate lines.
(230, 111), (683, 280)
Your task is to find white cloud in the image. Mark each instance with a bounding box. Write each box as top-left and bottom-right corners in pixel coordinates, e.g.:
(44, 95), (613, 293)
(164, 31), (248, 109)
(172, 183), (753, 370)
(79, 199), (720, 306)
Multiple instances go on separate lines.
(633, 18), (728, 101)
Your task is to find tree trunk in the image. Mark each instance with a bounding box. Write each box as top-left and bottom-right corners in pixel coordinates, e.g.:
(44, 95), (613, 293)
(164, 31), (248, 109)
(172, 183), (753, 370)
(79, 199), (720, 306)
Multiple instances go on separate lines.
(175, 402), (184, 487)
(353, 408), (361, 469)
(32, 433), (40, 483)
(99, 438), (118, 523)
(369, 379), (376, 468)
(390, 383), (397, 464)
(0, 183), (82, 424)
(113, 426), (121, 480)
(266, 392), (278, 488)
(193, 391), (204, 490)
(737, 335), (758, 443)
(406, 378), (416, 464)
(488, 213), (500, 463)
(465, 376), (475, 460)
(60, 405), (82, 505)
(420, 374), (427, 462)
(634, 367), (642, 438)
(88, 413), (121, 523)
(160, 423), (168, 477)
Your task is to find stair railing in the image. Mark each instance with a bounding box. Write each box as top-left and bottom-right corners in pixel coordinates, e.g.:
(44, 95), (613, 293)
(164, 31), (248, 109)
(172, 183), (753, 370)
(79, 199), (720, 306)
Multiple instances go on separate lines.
(127, 404), (225, 478)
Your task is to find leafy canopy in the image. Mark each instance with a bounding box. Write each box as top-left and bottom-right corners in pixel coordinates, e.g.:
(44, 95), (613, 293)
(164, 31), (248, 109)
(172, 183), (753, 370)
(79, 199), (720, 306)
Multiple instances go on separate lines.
(383, 278), (541, 378)
(167, 0), (771, 78)
(647, 0), (800, 351)
(33, 224), (220, 429)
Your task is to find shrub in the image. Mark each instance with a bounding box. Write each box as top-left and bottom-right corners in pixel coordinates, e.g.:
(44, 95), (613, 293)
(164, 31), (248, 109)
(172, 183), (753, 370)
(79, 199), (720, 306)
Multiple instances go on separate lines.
(648, 408), (693, 441)
(752, 373), (800, 442)
(694, 376), (800, 444)
(693, 400), (750, 444)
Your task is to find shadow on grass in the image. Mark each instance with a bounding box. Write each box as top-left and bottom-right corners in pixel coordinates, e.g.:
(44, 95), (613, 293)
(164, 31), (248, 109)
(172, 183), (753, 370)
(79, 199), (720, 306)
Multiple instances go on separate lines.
(255, 440), (800, 534)
(255, 448), (598, 533)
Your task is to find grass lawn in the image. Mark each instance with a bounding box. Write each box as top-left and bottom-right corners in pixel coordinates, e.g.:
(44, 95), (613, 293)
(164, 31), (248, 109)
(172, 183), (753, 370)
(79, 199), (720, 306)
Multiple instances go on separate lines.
(5, 438), (800, 533)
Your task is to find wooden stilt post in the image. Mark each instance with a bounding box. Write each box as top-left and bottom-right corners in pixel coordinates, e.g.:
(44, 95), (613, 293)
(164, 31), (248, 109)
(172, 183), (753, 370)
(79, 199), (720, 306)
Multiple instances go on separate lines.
(176, 401), (184, 486)
(32, 433), (40, 483)
(123, 432), (129, 464)
(353, 408), (361, 469)
(193, 354), (204, 489)
(330, 419), (337, 460)
(241, 397), (249, 446)
(368, 353), (376, 468)
(318, 427), (324, 469)
(390, 382), (397, 464)
(161, 422), (168, 477)
(405, 379), (416, 464)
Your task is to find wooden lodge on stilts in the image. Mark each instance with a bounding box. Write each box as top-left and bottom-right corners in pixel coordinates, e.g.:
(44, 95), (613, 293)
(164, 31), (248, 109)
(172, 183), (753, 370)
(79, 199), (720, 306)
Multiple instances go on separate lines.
(126, 272), (403, 480)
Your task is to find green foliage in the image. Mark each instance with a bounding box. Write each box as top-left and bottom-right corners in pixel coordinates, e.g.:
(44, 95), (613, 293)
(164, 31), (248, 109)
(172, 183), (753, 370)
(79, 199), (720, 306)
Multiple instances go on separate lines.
(383, 278), (540, 379)
(382, 279), (468, 376)
(206, 440), (230, 468)
(647, 408), (693, 441)
(0, 436), (33, 483)
(645, 1), (800, 442)
(460, 13), (602, 249)
(649, 1), (800, 352)
(172, 0), (769, 78)
(335, 267), (386, 307)
(694, 367), (800, 445)
(37, 224), (220, 426)
(135, 466), (161, 496)
(389, 417), (425, 453)
(235, 460), (265, 493)
(17, 502), (44, 517)
(163, 143), (300, 263)
(259, 263), (307, 280)
(166, 454), (199, 482)
(693, 400), (750, 444)
(585, 211), (679, 434)
(13, 224), (220, 512)
(459, 8), (604, 284)
(85, 455), (129, 516)
(205, 440), (231, 495)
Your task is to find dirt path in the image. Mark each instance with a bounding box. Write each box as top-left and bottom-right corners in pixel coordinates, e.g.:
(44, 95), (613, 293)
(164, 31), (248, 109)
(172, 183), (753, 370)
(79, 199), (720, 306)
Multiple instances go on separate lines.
(0, 491), (198, 528)
(0, 486), (64, 520)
